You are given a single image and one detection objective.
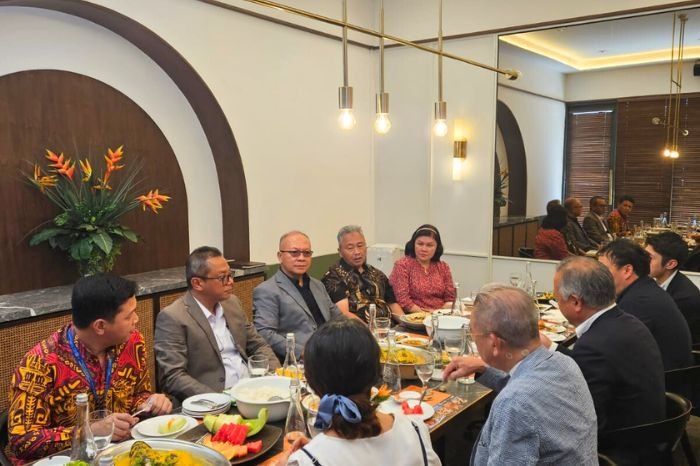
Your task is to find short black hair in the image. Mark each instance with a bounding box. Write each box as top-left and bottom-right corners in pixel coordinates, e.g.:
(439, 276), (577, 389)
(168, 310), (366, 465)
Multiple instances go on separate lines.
(589, 196), (606, 208)
(404, 224), (444, 261)
(71, 273), (137, 329)
(617, 195), (635, 205)
(546, 199), (561, 215)
(598, 239), (650, 278)
(186, 246), (223, 289)
(304, 319), (382, 439)
(645, 232), (688, 270)
(541, 204), (568, 231)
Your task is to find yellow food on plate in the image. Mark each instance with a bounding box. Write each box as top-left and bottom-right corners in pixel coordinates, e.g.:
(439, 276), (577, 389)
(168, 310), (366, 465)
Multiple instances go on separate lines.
(115, 441), (201, 466)
(380, 348), (425, 365)
(274, 367), (305, 380)
(401, 338), (429, 348)
(403, 312), (428, 323)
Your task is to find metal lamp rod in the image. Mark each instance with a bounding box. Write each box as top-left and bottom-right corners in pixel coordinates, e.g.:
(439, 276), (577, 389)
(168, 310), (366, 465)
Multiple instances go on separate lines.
(438, 0), (443, 101)
(235, 0), (519, 79)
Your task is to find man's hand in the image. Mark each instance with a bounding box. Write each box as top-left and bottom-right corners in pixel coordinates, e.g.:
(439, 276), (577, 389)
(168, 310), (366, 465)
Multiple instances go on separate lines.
(274, 434), (310, 465)
(111, 413), (138, 441)
(138, 394), (172, 417)
(443, 356), (486, 381)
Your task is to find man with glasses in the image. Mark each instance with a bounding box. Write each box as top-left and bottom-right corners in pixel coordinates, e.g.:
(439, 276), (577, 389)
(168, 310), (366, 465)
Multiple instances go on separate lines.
(155, 246), (278, 402)
(254, 231), (344, 359)
(322, 225), (404, 323)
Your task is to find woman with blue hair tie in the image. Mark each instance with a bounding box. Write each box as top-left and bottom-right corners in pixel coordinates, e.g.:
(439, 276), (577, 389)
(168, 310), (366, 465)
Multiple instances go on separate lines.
(280, 318), (441, 466)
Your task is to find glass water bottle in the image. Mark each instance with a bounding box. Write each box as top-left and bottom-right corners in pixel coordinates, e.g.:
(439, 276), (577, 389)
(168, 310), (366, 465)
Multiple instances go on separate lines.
(70, 392), (95, 461)
(283, 378), (308, 449)
(382, 329), (401, 395)
(282, 333), (298, 379)
(451, 282), (464, 315)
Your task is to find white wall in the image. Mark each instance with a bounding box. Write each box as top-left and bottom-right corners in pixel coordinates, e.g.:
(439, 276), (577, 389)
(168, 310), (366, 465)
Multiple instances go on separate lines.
(566, 61), (700, 101)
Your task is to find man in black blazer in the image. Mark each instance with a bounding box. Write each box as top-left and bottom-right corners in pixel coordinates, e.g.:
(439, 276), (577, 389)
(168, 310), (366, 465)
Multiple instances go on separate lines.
(646, 231), (700, 345)
(543, 257), (665, 432)
(598, 240), (692, 370)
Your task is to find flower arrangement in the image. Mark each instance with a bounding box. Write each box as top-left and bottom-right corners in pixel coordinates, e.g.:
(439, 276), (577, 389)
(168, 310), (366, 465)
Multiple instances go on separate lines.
(494, 169), (510, 208)
(26, 146), (170, 276)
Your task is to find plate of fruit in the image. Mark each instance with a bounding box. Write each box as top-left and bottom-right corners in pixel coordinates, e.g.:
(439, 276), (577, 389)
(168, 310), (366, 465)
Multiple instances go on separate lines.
(200, 409), (282, 464)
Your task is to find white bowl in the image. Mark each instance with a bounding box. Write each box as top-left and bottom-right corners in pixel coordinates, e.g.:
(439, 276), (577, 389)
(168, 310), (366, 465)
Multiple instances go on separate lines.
(230, 375), (292, 422)
(423, 315), (470, 340)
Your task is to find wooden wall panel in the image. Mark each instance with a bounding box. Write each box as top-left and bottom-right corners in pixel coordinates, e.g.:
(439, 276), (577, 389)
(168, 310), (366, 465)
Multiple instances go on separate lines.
(0, 70), (189, 293)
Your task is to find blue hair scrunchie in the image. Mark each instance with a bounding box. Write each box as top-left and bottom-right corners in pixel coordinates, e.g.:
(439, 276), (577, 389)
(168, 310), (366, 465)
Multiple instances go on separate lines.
(313, 394), (363, 430)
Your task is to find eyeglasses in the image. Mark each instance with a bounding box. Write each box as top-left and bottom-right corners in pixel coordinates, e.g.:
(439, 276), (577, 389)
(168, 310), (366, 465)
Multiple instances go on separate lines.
(280, 250), (313, 258)
(195, 272), (234, 284)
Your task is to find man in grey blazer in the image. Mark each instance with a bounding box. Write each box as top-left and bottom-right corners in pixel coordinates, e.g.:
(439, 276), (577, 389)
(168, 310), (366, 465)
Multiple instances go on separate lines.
(155, 246), (279, 403)
(583, 196), (613, 247)
(254, 231), (344, 359)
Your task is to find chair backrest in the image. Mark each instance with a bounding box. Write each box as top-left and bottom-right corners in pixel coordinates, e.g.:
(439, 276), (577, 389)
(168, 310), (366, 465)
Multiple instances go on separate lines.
(598, 453), (617, 466)
(665, 352), (700, 416)
(518, 247), (535, 258)
(598, 392), (692, 452)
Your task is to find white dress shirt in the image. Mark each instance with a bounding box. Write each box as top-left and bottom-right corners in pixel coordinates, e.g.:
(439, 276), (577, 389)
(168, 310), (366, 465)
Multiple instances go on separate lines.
(548, 302), (616, 351)
(658, 270), (678, 291)
(194, 297), (249, 388)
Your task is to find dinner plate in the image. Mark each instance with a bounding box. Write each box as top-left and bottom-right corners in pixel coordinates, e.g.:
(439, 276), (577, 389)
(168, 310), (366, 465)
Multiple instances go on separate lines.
(198, 424), (282, 465)
(543, 331), (566, 342)
(182, 393), (232, 415)
(541, 313), (566, 324)
(536, 303), (552, 313)
(395, 334), (430, 348)
(378, 400), (435, 421)
(133, 414), (196, 438)
(399, 313), (428, 330)
(544, 324), (566, 333)
(34, 456), (70, 466)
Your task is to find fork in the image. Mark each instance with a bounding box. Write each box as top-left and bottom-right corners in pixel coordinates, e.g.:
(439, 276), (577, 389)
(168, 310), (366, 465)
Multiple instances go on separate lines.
(190, 398), (221, 408)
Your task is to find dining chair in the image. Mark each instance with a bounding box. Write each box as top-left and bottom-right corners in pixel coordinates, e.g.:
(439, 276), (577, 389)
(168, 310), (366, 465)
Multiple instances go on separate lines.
(518, 247), (534, 258)
(598, 453), (617, 466)
(664, 352), (700, 466)
(598, 392), (692, 466)
(0, 410), (11, 466)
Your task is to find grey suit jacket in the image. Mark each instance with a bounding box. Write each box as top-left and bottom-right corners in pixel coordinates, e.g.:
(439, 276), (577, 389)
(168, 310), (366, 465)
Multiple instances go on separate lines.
(155, 291), (279, 402)
(563, 216), (595, 251)
(583, 212), (611, 246)
(253, 269), (343, 359)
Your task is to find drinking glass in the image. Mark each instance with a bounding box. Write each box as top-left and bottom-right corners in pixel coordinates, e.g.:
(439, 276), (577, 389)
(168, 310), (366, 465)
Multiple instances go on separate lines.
(89, 409), (114, 451)
(374, 317), (391, 341)
(459, 335), (480, 385)
(248, 355), (269, 377)
(415, 353), (435, 398)
(443, 333), (466, 362)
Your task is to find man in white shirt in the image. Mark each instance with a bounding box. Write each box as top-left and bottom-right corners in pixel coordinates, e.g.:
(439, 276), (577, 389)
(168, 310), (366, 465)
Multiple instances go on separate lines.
(155, 246), (279, 402)
(645, 231), (700, 344)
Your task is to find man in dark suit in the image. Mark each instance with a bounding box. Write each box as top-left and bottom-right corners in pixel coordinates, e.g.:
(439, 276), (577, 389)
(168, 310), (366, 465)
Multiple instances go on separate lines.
(583, 196), (613, 247)
(254, 231), (344, 359)
(646, 231), (700, 344)
(562, 197), (596, 253)
(598, 239), (692, 369)
(542, 256), (665, 432)
(155, 246), (279, 402)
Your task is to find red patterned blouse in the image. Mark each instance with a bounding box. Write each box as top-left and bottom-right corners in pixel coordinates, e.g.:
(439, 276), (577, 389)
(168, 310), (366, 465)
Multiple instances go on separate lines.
(389, 256), (456, 311)
(8, 324), (153, 464)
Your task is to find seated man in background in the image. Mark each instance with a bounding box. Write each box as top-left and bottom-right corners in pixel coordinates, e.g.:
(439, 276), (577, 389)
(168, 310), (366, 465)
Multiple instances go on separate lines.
(598, 239), (692, 369)
(254, 231), (344, 359)
(322, 225), (404, 323)
(646, 231), (700, 344)
(607, 195), (634, 237)
(562, 197), (596, 253)
(155, 246), (279, 402)
(583, 195), (613, 247)
(9, 274), (172, 463)
(542, 257), (665, 432)
(444, 285), (597, 465)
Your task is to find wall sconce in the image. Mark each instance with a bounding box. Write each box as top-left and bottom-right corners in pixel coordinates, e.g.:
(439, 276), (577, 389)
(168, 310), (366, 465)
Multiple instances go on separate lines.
(452, 139), (467, 180)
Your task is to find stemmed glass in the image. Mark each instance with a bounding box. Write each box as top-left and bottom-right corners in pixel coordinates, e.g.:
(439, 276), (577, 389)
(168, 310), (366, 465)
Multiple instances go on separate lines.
(414, 353), (435, 401)
(509, 273), (522, 288)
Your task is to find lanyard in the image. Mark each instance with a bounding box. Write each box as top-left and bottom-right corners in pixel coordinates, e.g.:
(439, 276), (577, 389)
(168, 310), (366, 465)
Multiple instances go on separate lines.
(67, 326), (113, 409)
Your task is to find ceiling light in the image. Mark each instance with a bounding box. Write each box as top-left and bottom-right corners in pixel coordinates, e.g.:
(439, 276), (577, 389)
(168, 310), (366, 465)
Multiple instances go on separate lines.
(374, 0), (391, 134)
(338, 0), (355, 130)
(662, 14), (687, 159)
(433, 0), (447, 137)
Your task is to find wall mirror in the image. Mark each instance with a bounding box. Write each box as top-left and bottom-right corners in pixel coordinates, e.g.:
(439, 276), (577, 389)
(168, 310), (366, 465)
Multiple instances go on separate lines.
(492, 7), (700, 258)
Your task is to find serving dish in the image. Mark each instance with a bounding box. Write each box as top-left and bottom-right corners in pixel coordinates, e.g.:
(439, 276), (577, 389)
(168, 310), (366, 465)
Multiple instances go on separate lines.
(230, 375), (291, 422)
(94, 438), (229, 465)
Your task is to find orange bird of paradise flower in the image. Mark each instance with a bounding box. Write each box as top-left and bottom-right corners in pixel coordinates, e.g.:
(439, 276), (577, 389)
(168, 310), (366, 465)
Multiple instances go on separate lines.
(136, 189), (171, 214)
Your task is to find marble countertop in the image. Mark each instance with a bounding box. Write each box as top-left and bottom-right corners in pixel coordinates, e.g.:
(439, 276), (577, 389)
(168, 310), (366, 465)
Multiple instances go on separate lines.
(0, 267), (189, 324)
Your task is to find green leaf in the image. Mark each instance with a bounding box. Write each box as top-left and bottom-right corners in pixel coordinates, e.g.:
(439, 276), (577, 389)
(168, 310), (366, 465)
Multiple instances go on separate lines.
(112, 226), (138, 243)
(30, 228), (68, 246)
(78, 223), (97, 232)
(90, 231), (113, 255)
(70, 238), (93, 261)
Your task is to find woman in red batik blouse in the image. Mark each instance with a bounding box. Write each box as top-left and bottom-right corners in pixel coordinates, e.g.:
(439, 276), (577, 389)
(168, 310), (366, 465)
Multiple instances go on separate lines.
(389, 224), (456, 313)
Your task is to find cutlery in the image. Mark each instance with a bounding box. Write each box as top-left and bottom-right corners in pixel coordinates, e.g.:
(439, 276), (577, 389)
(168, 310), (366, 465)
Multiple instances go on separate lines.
(416, 386), (428, 406)
(132, 399), (153, 417)
(190, 398), (223, 408)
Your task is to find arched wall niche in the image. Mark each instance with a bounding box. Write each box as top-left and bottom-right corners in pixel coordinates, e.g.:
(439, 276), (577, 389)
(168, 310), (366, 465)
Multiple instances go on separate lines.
(0, 69), (190, 293)
(496, 100), (527, 217)
(0, 0), (250, 272)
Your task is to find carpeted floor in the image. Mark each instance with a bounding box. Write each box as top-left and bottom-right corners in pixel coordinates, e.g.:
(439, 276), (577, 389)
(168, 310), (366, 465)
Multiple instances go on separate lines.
(674, 416), (700, 466)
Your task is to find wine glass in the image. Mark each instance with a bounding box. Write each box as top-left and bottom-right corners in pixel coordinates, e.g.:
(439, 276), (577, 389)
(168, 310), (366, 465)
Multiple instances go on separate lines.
(509, 273), (521, 288)
(89, 409), (114, 451)
(415, 353), (435, 399)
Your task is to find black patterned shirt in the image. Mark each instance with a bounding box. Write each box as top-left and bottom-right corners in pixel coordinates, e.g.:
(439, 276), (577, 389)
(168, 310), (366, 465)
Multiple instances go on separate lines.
(321, 258), (396, 322)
